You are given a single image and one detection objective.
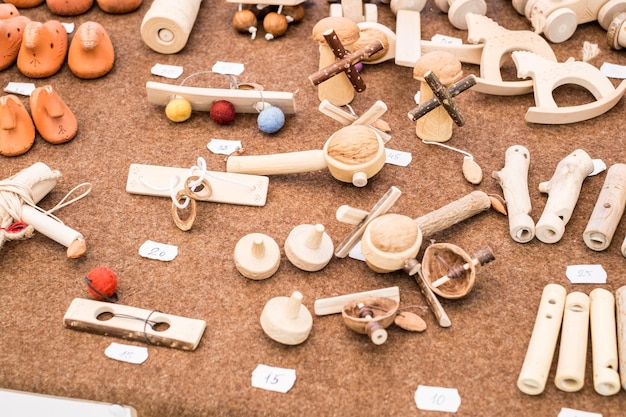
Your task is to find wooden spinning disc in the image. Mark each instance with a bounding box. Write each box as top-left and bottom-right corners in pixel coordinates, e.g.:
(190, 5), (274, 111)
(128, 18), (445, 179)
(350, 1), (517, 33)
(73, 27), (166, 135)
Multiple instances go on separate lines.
(422, 242), (475, 299)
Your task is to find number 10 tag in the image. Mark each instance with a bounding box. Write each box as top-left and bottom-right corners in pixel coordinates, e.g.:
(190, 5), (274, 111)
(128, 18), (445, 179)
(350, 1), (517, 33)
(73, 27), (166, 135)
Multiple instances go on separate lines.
(414, 385), (461, 412)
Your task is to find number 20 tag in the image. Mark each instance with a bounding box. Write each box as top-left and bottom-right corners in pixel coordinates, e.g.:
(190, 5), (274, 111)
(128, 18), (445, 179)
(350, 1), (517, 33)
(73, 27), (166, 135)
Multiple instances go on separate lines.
(414, 385), (461, 412)
(139, 240), (178, 261)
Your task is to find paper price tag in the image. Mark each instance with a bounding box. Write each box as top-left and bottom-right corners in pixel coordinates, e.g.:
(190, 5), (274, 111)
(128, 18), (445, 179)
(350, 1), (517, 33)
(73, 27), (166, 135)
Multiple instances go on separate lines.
(414, 385), (461, 413)
(348, 241), (366, 262)
(207, 139), (242, 155)
(431, 34), (462, 45)
(105, 342), (148, 365)
(559, 407), (602, 417)
(566, 264), (607, 284)
(212, 61), (244, 76)
(62, 22), (75, 34)
(600, 62), (626, 79)
(4, 82), (36, 96)
(139, 240), (178, 261)
(251, 364), (296, 393)
(151, 64), (184, 79)
(590, 159), (607, 176)
(386, 149), (412, 167)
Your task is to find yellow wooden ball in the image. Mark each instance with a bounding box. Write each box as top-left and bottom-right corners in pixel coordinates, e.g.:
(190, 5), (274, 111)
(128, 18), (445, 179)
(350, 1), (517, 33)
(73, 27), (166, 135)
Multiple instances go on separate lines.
(165, 96), (192, 122)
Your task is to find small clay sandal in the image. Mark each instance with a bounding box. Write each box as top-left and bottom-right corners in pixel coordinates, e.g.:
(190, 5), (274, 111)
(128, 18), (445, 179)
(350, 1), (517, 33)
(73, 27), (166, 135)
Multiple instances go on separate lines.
(0, 94), (35, 157)
(30, 85), (78, 144)
(68, 21), (114, 79)
(96, 0), (142, 14)
(17, 20), (68, 79)
(0, 15), (30, 71)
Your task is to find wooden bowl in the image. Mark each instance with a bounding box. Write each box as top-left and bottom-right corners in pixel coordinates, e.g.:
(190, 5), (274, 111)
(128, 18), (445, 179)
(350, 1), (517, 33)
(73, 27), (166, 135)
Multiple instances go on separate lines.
(341, 296), (399, 344)
(422, 242), (475, 299)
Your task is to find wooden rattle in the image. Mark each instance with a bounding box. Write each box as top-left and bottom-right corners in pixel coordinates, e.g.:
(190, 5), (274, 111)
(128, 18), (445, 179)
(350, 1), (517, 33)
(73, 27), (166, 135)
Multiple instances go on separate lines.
(589, 288), (621, 396)
(260, 291), (313, 345)
(615, 286), (626, 389)
(584, 163), (626, 251)
(341, 296), (399, 345)
(227, 124), (386, 187)
(517, 283), (566, 395)
(234, 233), (281, 280)
(284, 223), (334, 272)
(140, 0), (202, 54)
(536, 149), (594, 244)
(554, 291), (589, 392)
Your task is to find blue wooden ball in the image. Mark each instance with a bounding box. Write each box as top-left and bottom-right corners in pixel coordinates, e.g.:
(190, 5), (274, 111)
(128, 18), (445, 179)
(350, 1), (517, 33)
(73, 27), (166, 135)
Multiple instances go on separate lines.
(257, 106), (285, 134)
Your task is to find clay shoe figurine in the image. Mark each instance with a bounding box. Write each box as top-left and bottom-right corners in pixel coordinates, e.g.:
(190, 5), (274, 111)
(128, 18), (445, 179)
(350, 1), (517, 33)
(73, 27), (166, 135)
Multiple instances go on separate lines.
(0, 95), (35, 156)
(47, 0), (93, 16)
(96, 0), (142, 14)
(0, 3), (20, 18)
(68, 21), (114, 79)
(30, 85), (77, 144)
(0, 14), (31, 71)
(3, 0), (44, 8)
(17, 20), (68, 78)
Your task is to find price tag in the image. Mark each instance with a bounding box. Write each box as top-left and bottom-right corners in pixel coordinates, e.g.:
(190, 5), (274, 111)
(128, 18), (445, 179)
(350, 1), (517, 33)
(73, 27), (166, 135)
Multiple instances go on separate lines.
(431, 34), (462, 45)
(385, 149), (412, 167)
(251, 364), (296, 393)
(139, 240), (178, 261)
(559, 407), (602, 417)
(414, 385), (461, 413)
(105, 342), (148, 365)
(212, 61), (244, 76)
(566, 264), (607, 284)
(600, 62), (626, 79)
(348, 240), (366, 262)
(590, 159), (607, 176)
(62, 22), (74, 34)
(207, 138), (242, 155)
(151, 64), (184, 79)
(4, 82), (36, 96)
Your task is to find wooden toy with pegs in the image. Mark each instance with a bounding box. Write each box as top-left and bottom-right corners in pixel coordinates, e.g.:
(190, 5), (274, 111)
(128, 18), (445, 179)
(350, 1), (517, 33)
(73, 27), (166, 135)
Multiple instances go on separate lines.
(229, 0), (305, 40)
(284, 223), (334, 272)
(234, 232), (281, 280)
(342, 296), (399, 345)
(260, 291), (313, 345)
(318, 99), (391, 142)
(226, 124), (387, 187)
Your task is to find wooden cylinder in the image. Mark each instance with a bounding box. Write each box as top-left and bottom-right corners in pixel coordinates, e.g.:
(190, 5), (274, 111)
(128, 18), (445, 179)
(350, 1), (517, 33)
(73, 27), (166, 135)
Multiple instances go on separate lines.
(615, 286), (626, 390)
(226, 150), (327, 176)
(589, 288), (621, 396)
(554, 291), (589, 392)
(584, 163), (626, 251)
(517, 283), (566, 395)
(140, 0), (202, 54)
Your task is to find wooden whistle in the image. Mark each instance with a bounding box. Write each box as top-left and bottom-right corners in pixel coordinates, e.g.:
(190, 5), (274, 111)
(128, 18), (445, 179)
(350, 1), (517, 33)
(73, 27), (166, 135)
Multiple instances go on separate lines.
(554, 291), (589, 392)
(589, 288), (621, 396)
(260, 291), (313, 345)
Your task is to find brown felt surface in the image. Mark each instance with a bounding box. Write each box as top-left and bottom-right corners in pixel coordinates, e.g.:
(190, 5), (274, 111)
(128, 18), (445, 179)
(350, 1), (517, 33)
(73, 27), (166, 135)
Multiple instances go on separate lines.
(2, 1), (626, 416)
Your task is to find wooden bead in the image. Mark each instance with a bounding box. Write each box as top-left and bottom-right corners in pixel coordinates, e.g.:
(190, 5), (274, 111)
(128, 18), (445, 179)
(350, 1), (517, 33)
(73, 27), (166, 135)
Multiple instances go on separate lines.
(263, 12), (288, 39)
(233, 233), (280, 280)
(283, 5), (304, 23)
(232, 9), (257, 33)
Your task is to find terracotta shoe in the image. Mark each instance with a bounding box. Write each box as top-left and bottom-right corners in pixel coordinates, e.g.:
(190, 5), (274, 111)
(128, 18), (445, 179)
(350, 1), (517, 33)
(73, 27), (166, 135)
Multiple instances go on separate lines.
(17, 20), (68, 78)
(3, 0), (45, 8)
(96, 0), (142, 14)
(30, 85), (77, 144)
(0, 3), (20, 18)
(0, 16), (31, 71)
(68, 21), (114, 79)
(46, 0), (93, 16)
(0, 95), (35, 156)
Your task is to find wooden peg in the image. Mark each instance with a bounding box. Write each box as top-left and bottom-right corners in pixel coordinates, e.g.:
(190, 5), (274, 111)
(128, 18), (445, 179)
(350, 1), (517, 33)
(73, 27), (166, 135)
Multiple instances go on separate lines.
(429, 245), (495, 290)
(341, 296), (399, 345)
(284, 223), (334, 272)
(318, 99), (391, 142)
(554, 292), (589, 392)
(589, 288), (621, 396)
(260, 291), (313, 345)
(314, 286), (400, 316)
(234, 233), (281, 280)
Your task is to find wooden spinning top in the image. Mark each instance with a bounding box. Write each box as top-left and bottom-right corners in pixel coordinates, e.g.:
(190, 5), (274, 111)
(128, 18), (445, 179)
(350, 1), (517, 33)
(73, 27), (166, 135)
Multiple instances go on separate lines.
(260, 291), (313, 345)
(342, 296), (399, 345)
(422, 242), (482, 299)
(233, 233), (280, 280)
(284, 223), (334, 272)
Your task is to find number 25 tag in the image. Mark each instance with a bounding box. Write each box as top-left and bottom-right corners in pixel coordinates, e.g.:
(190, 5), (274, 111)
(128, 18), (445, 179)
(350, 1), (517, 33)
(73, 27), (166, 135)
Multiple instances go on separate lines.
(414, 385), (461, 412)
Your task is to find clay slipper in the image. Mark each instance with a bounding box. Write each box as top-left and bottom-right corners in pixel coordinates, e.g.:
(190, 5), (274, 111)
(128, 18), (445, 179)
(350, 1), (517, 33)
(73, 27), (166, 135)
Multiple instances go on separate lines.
(0, 94), (35, 157)
(30, 85), (78, 144)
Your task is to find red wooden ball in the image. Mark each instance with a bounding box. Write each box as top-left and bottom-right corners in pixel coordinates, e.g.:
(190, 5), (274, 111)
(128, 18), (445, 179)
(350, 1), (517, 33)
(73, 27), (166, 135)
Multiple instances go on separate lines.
(210, 100), (236, 125)
(85, 267), (118, 300)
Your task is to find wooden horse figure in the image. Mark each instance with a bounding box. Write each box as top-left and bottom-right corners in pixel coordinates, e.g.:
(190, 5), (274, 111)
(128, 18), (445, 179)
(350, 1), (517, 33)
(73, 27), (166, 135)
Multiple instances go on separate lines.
(17, 20), (68, 78)
(68, 21), (115, 79)
(465, 13), (556, 96)
(512, 50), (626, 124)
(0, 15), (30, 71)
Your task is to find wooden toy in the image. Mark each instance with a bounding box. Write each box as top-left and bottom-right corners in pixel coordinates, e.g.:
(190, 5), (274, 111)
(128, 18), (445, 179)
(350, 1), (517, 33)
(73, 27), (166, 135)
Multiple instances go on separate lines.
(63, 298), (206, 350)
(535, 149), (594, 244)
(230, 1), (305, 40)
(605, 3), (626, 49)
(68, 21), (115, 79)
(0, 162), (86, 258)
(492, 145), (535, 243)
(427, 245), (494, 295)
(314, 286), (400, 315)
(0, 94), (35, 156)
(412, 51), (465, 143)
(616, 286), (626, 389)
(554, 291), (589, 392)
(16, 20), (68, 78)
(328, 0), (379, 23)
(227, 124), (386, 187)
(96, 0), (143, 14)
(0, 15), (30, 71)
(284, 223), (334, 272)
(389, 0), (424, 67)
(140, 0), (202, 54)
(434, 0), (486, 29)
(46, 0), (93, 16)
(512, 51), (626, 124)
(319, 99), (390, 141)
(517, 283), (567, 395)
(234, 233), (281, 280)
(465, 13), (557, 96)
(342, 296), (399, 345)
(589, 288), (621, 396)
(29, 85), (78, 144)
(260, 291), (313, 345)
(584, 164), (626, 251)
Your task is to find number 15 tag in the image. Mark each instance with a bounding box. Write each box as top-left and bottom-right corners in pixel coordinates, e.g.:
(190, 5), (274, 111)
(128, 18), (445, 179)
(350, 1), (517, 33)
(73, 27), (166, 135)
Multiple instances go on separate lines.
(251, 364), (296, 393)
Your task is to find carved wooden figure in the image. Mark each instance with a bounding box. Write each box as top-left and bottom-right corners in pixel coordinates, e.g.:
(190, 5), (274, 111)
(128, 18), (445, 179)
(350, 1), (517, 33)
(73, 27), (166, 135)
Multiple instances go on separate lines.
(260, 291), (313, 345)
(492, 145), (535, 243)
(589, 288), (621, 396)
(29, 85), (78, 144)
(285, 223), (334, 272)
(234, 233), (281, 280)
(16, 20), (68, 78)
(68, 21), (115, 79)
(535, 149), (594, 243)
(342, 296), (399, 345)
(584, 163), (626, 251)
(554, 291), (589, 392)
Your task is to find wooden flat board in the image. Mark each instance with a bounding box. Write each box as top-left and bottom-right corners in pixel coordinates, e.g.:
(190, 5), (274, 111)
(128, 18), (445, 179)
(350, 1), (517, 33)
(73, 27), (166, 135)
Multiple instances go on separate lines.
(146, 81), (297, 114)
(0, 388), (137, 417)
(126, 163), (269, 206)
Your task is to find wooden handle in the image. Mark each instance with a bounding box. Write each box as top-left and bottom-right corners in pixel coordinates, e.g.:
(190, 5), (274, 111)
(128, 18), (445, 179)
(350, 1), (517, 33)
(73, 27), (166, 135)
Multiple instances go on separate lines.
(554, 291), (589, 392)
(314, 286), (400, 316)
(226, 150), (327, 176)
(589, 288), (621, 396)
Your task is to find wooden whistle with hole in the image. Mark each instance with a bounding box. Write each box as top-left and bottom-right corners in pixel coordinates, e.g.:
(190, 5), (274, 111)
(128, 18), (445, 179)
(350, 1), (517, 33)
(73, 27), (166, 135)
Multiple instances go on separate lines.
(63, 298), (206, 351)
(554, 291), (589, 392)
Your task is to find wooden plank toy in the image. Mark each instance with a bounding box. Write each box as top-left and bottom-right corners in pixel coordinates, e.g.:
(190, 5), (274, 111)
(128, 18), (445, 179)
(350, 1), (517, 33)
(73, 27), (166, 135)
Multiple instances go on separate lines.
(63, 298), (207, 351)
(615, 286), (626, 390)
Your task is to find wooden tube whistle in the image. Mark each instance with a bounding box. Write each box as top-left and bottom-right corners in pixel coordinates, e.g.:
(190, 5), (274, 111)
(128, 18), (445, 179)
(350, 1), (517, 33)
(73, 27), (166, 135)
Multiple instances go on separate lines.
(615, 286), (626, 390)
(589, 288), (621, 396)
(517, 283), (566, 395)
(585, 163), (626, 251)
(554, 291), (589, 392)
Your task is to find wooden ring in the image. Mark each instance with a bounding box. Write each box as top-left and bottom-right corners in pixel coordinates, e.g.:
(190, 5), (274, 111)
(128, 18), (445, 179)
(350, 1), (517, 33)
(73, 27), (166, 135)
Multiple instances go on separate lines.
(172, 189), (197, 231)
(184, 175), (212, 201)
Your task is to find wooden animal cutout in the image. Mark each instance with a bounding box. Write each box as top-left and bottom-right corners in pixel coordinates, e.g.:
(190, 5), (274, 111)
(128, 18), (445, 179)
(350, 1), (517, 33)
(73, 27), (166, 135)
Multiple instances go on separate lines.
(465, 13), (557, 96)
(512, 50), (626, 124)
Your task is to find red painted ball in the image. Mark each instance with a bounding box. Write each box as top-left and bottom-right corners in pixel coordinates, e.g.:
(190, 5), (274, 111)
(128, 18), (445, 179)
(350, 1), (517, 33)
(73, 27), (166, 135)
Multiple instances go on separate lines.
(210, 100), (236, 125)
(85, 267), (118, 301)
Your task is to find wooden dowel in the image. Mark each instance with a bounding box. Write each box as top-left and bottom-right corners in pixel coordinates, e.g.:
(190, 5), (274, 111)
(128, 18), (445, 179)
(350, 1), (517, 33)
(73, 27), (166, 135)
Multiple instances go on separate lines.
(308, 41), (384, 87)
(589, 288), (621, 396)
(314, 286), (400, 316)
(405, 259), (451, 328)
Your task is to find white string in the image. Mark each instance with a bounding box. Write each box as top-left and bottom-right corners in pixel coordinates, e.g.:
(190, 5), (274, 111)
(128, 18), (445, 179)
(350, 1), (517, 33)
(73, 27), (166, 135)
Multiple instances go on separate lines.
(422, 139), (474, 160)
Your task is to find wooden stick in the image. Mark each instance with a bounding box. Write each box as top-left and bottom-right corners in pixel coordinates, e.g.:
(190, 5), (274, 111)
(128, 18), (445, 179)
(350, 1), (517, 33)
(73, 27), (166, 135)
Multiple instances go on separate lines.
(430, 246), (495, 288)
(314, 286), (400, 316)
(407, 74), (476, 122)
(405, 259), (451, 328)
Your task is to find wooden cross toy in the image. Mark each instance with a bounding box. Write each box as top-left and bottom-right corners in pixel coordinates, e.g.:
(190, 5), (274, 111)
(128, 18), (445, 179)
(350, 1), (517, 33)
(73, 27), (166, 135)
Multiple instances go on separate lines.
(318, 98), (391, 142)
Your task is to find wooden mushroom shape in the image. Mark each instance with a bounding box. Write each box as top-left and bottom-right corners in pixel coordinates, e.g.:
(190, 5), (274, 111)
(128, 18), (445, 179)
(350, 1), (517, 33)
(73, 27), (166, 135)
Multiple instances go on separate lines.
(342, 296), (399, 345)
(421, 243), (475, 299)
(260, 291), (313, 345)
(413, 51), (463, 143)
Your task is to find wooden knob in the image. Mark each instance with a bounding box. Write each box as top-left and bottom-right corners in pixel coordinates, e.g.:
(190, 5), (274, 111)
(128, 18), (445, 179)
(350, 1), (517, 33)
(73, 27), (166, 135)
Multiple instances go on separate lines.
(233, 233), (280, 280)
(284, 223), (334, 272)
(260, 291), (313, 345)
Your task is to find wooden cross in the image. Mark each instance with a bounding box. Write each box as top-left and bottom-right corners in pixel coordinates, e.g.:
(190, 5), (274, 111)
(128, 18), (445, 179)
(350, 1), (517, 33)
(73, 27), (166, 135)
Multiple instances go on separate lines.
(408, 72), (476, 124)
